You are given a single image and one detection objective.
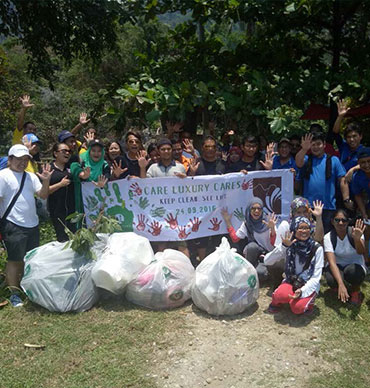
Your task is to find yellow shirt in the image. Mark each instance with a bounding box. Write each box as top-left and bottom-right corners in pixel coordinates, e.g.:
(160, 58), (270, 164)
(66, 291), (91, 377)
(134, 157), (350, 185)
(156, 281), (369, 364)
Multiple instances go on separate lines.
(12, 127), (23, 145)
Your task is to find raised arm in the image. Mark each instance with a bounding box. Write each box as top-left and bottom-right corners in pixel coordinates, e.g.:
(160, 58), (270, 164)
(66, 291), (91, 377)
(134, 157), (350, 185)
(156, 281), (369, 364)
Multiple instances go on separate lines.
(17, 95), (34, 132)
(295, 133), (312, 168)
(71, 112), (90, 136)
(333, 99), (350, 134)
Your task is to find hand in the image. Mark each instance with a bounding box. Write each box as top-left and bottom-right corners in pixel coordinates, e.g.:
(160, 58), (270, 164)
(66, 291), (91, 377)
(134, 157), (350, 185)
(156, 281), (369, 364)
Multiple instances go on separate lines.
(241, 179), (252, 190)
(352, 219), (365, 240)
(148, 220), (162, 236)
(178, 226), (190, 239)
(221, 207), (231, 223)
(188, 158), (200, 176)
(301, 133), (313, 152)
(59, 176), (71, 187)
(173, 122), (184, 133)
(208, 217), (222, 231)
(263, 212), (277, 230)
(79, 167), (91, 180)
(190, 217), (202, 232)
(182, 138), (195, 155)
(130, 182), (143, 196)
(288, 289), (302, 299)
(337, 99), (350, 117)
(174, 172), (187, 179)
(266, 142), (276, 159)
(311, 200), (323, 218)
(83, 131), (95, 144)
(344, 169), (355, 183)
(338, 283), (349, 303)
(93, 175), (108, 188)
(36, 164), (52, 181)
(79, 112), (90, 125)
(221, 151), (229, 162)
(240, 169), (248, 175)
(112, 160), (128, 178)
(22, 135), (38, 154)
(19, 95), (34, 109)
(260, 153), (273, 170)
(281, 231), (296, 247)
(165, 213), (178, 230)
(137, 150), (148, 169)
(136, 214), (147, 232)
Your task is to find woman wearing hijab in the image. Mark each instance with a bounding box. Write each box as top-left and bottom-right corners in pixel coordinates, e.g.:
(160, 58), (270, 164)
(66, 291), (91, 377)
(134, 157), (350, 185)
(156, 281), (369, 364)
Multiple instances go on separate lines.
(71, 139), (110, 217)
(275, 197), (324, 246)
(221, 197), (277, 281)
(267, 216), (324, 315)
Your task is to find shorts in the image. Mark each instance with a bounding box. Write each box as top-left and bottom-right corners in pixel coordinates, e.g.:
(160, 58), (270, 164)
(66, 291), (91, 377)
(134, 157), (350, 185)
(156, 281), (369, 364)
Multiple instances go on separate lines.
(2, 221), (39, 262)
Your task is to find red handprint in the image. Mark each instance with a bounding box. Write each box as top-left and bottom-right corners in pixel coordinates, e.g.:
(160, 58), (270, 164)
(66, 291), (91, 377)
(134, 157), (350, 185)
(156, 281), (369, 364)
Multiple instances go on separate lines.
(130, 182), (142, 196)
(242, 179), (252, 190)
(190, 217), (202, 232)
(178, 226), (190, 240)
(165, 213), (178, 230)
(136, 214), (146, 231)
(147, 221), (162, 236)
(208, 217), (222, 231)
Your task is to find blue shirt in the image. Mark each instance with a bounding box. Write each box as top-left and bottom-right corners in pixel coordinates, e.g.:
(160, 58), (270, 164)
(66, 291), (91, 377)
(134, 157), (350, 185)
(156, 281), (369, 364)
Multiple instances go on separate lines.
(352, 170), (370, 208)
(334, 133), (363, 171)
(272, 155), (297, 171)
(302, 154), (346, 210)
(0, 157), (8, 170)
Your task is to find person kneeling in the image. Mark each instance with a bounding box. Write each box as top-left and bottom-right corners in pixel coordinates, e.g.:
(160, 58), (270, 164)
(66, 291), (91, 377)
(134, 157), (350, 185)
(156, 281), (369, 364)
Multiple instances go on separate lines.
(268, 217), (324, 315)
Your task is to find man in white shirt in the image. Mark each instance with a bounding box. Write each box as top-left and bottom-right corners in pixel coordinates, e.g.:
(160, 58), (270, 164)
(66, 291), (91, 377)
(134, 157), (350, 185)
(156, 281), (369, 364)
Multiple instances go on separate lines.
(0, 144), (51, 306)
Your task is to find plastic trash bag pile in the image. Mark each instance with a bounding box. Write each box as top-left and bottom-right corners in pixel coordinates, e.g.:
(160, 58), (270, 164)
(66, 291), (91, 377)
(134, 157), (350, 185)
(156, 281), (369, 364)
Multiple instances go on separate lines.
(21, 234), (259, 315)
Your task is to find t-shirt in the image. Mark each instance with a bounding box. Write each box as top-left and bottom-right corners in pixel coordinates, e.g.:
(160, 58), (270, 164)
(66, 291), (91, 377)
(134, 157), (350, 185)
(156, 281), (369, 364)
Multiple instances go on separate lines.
(301, 154), (346, 210)
(324, 231), (366, 271)
(194, 158), (226, 176)
(0, 157), (8, 170)
(334, 134), (363, 171)
(226, 157), (264, 173)
(0, 168), (42, 227)
(235, 222), (274, 252)
(147, 160), (186, 178)
(12, 127), (23, 145)
(351, 170), (370, 208)
(48, 162), (75, 218)
(114, 153), (141, 178)
(272, 155), (297, 171)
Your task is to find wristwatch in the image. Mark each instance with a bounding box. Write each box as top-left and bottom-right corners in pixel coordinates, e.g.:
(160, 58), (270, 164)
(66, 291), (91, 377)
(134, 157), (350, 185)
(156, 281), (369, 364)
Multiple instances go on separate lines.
(343, 198), (352, 204)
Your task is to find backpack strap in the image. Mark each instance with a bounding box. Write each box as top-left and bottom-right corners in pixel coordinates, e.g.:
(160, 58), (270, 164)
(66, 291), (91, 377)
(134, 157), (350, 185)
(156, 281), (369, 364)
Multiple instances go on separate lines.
(330, 229), (337, 251)
(325, 154), (332, 180)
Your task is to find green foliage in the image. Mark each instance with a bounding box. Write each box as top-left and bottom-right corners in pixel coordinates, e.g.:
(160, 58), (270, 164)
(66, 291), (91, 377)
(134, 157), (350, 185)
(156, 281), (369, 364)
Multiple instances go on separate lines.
(64, 210), (122, 260)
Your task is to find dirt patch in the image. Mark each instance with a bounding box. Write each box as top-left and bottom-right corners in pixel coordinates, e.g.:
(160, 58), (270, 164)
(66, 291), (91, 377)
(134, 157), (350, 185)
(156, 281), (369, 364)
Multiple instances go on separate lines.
(149, 287), (337, 388)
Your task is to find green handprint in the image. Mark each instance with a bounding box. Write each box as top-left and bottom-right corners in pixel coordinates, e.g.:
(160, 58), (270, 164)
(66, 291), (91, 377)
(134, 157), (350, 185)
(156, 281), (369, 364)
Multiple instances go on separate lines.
(233, 207), (245, 221)
(106, 182), (134, 232)
(138, 197), (149, 210)
(85, 195), (99, 211)
(150, 206), (166, 218)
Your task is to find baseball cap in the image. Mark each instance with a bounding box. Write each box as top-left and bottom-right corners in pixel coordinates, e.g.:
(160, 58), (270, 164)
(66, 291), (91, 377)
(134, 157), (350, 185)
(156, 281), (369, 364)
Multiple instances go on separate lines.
(358, 147), (370, 160)
(157, 138), (172, 148)
(8, 144), (30, 158)
(23, 133), (42, 144)
(58, 130), (75, 143)
(278, 137), (291, 146)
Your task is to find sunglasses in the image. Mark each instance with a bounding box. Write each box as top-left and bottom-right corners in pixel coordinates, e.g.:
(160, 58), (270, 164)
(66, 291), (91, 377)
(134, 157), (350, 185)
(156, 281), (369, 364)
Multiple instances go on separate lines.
(334, 218), (348, 224)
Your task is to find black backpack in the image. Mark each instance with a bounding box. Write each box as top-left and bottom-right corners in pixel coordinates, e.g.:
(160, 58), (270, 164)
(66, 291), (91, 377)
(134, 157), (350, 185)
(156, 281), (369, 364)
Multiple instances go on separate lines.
(329, 227), (355, 250)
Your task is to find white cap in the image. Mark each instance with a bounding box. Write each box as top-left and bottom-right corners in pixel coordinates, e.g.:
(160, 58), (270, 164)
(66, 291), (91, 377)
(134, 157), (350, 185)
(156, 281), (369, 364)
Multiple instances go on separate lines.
(8, 144), (30, 158)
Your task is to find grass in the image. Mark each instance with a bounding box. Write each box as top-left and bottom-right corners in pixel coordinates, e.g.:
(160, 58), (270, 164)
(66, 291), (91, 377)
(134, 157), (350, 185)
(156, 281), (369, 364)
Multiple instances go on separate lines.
(1, 222), (370, 387)
(308, 278), (370, 388)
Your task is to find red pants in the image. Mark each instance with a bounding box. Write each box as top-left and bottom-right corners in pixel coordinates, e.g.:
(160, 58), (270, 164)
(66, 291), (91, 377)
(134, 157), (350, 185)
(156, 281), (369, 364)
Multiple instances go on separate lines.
(271, 282), (316, 315)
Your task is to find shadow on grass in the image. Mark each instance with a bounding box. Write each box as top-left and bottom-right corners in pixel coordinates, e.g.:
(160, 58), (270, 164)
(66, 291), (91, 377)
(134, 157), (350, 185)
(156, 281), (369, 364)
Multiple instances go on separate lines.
(321, 288), (364, 320)
(191, 301), (259, 321)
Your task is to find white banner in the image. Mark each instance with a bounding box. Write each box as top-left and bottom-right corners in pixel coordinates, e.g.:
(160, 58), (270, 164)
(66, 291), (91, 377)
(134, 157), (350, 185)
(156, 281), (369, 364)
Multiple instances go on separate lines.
(81, 170), (294, 241)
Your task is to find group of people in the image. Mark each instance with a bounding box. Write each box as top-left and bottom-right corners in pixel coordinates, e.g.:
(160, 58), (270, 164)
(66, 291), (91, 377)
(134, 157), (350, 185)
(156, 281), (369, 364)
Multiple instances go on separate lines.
(0, 95), (368, 312)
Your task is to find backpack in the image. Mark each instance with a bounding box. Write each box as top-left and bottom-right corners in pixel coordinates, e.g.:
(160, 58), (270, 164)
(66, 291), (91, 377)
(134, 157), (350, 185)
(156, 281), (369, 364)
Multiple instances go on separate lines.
(303, 154), (332, 180)
(329, 227), (355, 250)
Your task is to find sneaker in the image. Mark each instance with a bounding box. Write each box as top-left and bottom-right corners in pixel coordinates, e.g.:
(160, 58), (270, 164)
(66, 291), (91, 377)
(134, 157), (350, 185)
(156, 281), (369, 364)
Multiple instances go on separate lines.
(267, 303), (281, 314)
(349, 291), (364, 306)
(9, 294), (23, 308)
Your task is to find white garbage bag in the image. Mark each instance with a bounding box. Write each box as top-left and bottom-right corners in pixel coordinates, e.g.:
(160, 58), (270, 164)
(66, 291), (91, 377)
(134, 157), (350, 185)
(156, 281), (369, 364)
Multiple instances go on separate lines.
(192, 237), (259, 316)
(91, 232), (154, 294)
(126, 249), (195, 310)
(21, 241), (101, 312)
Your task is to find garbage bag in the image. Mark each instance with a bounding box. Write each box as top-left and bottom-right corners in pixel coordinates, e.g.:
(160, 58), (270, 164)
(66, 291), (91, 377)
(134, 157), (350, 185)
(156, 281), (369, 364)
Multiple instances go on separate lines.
(21, 241), (102, 312)
(192, 237), (259, 316)
(126, 249), (194, 310)
(91, 232), (154, 295)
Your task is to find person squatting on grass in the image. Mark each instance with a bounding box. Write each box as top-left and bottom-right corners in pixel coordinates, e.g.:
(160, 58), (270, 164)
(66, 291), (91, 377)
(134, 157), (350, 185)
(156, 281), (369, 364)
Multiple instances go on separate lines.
(323, 209), (367, 306)
(267, 216), (324, 315)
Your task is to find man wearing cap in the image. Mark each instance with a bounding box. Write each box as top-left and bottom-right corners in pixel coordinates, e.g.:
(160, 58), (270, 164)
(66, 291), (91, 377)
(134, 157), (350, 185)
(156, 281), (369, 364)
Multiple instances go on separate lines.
(22, 133), (42, 174)
(272, 138), (298, 171)
(58, 130), (82, 166)
(0, 145), (52, 307)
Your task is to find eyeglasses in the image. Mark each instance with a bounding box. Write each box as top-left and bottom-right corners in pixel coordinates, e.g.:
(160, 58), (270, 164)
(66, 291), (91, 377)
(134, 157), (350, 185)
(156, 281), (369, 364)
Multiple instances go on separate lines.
(334, 218), (348, 224)
(58, 149), (71, 154)
(251, 207), (262, 211)
(297, 226), (310, 231)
